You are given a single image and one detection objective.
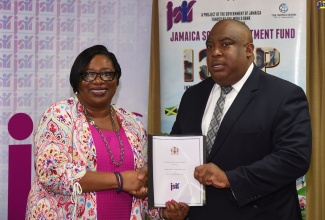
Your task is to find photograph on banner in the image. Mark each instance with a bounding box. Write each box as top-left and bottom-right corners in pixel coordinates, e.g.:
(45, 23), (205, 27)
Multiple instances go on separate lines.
(159, 0), (307, 219)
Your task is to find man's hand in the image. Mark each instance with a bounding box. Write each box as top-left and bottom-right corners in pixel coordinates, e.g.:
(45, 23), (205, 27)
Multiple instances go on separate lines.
(129, 186), (148, 199)
(194, 163), (230, 188)
(137, 166), (148, 182)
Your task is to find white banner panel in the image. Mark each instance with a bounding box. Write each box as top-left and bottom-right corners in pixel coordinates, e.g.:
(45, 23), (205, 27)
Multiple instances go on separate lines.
(0, 1), (152, 218)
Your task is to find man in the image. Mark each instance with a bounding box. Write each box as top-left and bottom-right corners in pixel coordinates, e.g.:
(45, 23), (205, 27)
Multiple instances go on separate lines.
(171, 19), (312, 219)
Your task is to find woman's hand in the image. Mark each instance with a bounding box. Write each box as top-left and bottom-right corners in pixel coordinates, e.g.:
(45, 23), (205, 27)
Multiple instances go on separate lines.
(122, 166), (148, 196)
(161, 200), (189, 220)
(129, 166), (148, 198)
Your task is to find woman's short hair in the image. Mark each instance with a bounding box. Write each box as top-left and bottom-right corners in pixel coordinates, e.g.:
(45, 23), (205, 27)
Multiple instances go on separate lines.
(70, 45), (122, 93)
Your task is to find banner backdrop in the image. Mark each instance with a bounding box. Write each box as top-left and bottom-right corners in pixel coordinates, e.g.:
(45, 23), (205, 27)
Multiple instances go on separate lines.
(0, 0), (152, 219)
(159, 0), (306, 134)
(159, 0), (306, 218)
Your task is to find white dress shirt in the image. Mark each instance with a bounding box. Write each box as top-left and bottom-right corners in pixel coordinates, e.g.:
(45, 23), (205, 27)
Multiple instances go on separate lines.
(201, 63), (254, 135)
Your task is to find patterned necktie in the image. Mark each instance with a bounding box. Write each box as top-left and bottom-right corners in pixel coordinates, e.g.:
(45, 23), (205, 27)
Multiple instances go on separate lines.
(206, 86), (233, 157)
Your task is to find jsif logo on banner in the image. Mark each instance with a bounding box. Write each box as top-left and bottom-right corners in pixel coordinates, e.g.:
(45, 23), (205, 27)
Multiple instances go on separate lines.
(166, 1), (196, 31)
(317, 1), (325, 9)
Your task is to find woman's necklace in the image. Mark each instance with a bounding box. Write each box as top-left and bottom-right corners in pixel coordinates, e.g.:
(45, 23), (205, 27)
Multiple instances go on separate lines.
(82, 104), (124, 167)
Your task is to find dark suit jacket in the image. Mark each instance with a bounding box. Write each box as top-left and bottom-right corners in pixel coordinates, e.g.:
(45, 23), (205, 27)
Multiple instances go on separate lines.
(171, 66), (312, 220)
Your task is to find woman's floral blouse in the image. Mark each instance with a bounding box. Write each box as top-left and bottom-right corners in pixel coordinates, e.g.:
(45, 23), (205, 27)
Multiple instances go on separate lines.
(25, 96), (159, 220)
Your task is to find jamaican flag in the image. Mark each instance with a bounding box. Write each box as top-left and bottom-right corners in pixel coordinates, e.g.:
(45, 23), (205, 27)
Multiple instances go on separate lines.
(165, 106), (178, 116)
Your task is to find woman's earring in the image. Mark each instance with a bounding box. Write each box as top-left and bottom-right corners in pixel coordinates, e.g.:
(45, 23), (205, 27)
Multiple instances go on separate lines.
(75, 91), (78, 95)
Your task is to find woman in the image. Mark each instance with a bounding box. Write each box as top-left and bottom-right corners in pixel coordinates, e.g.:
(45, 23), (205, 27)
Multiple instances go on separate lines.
(25, 45), (188, 219)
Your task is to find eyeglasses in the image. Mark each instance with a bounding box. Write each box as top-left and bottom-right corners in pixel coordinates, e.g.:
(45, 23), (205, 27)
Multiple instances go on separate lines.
(80, 72), (117, 82)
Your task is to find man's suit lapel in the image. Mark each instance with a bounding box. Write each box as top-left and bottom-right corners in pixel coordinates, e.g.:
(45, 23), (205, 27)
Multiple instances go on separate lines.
(207, 67), (261, 161)
(194, 78), (216, 133)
